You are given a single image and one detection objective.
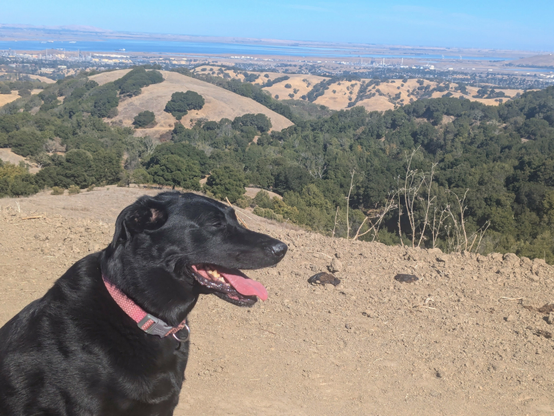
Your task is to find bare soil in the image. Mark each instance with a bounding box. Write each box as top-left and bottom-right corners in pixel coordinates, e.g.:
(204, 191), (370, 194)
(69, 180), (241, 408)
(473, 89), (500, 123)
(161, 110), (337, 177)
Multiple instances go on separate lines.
(1, 188), (554, 415)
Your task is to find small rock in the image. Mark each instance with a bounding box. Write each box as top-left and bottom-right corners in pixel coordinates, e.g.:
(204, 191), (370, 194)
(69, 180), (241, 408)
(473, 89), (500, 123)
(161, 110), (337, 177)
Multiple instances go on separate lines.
(488, 253), (503, 262)
(308, 272), (341, 286)
(547, 313), (554, 325)
(503, 253), (519, 265)
(520, 257), (532, 267)
(505, 315), (515, 322)
(328, 258), (343, 273)
(394, 274), (419, 283)
(533, 258), (547, 266)
(533, 329), (553, 339)
(531, 264), (540, 274)
(34, 234), (48, 241)
(335, 252), (342, 259)
(527, 273), (540, 282)
(537, 303), (554, 313)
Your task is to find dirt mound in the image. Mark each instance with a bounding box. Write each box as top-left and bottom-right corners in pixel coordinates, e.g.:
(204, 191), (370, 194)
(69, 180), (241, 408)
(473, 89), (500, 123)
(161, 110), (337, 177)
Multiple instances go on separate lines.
(89, 70), (294, 138)
(1, 188), (554, 415)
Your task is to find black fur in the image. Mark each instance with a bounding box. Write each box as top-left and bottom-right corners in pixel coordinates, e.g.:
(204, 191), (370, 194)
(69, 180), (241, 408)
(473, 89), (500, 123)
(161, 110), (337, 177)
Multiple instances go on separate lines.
(0, 192), (287, 415)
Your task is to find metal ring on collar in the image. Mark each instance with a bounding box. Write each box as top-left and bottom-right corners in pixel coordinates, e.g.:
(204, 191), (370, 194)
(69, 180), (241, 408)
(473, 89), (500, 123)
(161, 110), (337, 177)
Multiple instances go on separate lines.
(172, 323), (190, 343)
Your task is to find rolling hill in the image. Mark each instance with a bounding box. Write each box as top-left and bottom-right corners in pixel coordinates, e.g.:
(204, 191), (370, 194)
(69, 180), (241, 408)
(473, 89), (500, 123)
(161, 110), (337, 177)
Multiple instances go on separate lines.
(89, 70), (294, 137)
(192, 65), (525, 112)
(507, 54), (554, 69)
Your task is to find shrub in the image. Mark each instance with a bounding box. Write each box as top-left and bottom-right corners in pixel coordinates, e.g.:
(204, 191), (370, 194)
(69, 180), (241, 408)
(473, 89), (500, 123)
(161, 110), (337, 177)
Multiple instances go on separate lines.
(235, 196), (252, 209)
(253, 207), (284, 222)
(253, 190), (273, 209)
(51, 186), (64, 195)
(68, 185), (80, 195)
(133, 111), (156, 128)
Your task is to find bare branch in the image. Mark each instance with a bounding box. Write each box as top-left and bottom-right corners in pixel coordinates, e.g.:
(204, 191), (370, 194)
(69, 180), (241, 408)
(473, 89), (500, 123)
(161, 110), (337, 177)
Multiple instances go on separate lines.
(346, 169), (355, 240)
(332, 206), (340, 238)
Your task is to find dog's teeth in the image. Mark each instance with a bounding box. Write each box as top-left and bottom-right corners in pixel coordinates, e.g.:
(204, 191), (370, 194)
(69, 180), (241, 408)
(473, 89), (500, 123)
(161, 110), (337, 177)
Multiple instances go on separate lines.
(211, 270), (220, 278)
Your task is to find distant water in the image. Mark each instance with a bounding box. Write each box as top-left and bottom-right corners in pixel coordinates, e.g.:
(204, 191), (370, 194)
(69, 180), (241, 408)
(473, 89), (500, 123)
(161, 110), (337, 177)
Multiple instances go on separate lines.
(0, 39), (513, 61)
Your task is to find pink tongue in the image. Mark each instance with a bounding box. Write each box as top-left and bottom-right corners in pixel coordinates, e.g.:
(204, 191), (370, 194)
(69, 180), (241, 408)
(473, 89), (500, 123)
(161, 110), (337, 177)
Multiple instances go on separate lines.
(222, 272), (268, 301)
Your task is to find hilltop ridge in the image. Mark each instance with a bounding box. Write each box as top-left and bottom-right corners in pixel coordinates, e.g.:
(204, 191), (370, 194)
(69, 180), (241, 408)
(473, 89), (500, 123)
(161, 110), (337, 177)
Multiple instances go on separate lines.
(1, 187), (553, 415)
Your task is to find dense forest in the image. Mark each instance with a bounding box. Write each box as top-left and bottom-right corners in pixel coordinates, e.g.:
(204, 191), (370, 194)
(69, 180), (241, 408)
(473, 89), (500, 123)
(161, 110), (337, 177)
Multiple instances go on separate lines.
(1, 67), (554, 262)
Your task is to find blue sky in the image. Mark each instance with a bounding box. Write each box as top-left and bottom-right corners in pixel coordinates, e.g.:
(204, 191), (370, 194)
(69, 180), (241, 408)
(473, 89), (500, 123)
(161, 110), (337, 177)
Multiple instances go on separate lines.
(2, 0), (553, 51)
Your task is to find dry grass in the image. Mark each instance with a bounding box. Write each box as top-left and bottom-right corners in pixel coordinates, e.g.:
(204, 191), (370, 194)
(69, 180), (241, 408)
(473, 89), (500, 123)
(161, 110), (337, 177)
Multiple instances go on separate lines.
(0, 92), (21, 107)
(315, 80), (361, 110)
(0, 149), (40, 173)
(0, 89), (44, 107)
(26, 75), (56, 84)
(261, 74), (327, 101)
(244, 187), (282, 200)
(192, 66), (245, 81)
(89, 69), (132, 86)
(357, 95), (395, 112)
(90, 67), (525, 120)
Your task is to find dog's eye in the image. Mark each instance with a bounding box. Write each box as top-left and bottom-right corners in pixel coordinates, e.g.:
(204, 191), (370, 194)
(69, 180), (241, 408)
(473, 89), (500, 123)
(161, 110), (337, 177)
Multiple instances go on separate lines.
(209, 221), (225, 228)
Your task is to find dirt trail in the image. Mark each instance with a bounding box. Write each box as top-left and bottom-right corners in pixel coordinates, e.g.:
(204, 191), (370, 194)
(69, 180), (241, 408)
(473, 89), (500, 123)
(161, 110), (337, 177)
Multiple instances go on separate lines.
(1, 188), (554, 415)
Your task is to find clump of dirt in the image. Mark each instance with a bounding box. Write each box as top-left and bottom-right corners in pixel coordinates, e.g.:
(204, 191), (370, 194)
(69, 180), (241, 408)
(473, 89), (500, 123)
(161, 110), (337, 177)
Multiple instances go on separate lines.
(1, 187), (554, 415)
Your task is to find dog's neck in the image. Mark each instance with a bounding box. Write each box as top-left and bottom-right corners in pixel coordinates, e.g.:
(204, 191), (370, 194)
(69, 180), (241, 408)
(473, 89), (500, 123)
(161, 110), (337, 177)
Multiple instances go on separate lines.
(102, 276), (190, 341)
(100, 248), (199, 327)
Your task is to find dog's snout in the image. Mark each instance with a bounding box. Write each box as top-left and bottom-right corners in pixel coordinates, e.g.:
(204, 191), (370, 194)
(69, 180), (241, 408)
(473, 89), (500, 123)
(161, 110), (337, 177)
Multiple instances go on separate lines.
(270, 242), (288, 258)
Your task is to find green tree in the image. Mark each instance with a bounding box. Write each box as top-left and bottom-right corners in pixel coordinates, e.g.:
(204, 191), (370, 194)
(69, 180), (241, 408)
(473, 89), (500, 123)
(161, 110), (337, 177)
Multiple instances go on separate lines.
(90, 84), (119, 118)
(0, 83), (11, 94)
(232, 113), (272, 133)
(146, 142), (211, 176)
(205, 167), (247, 203)
(114, 67), (164, 97)
(7, 129), (45, 157)
(253, 190), (274, 209)
(164, 91), (205, 120)
(147, 155), (201, 190)
(133, 111), (156, 128)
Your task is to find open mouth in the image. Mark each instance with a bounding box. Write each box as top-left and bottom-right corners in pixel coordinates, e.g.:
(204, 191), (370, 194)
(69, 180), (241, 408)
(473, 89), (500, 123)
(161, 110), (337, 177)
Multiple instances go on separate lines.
(191, 264), (268, 307)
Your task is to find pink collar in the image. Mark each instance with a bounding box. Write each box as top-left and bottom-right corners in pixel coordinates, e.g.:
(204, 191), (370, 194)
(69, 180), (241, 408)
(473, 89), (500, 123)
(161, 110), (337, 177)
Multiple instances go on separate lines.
(102, 276), (190, 342)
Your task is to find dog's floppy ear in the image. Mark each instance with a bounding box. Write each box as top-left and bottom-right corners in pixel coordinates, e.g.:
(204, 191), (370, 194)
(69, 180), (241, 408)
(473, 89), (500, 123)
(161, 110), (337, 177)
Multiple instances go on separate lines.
(111, 196), (168, 247)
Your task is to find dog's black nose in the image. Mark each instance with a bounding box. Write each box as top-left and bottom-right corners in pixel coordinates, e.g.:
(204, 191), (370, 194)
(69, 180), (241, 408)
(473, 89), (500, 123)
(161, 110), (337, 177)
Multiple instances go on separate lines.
(270, 242), (288, 258)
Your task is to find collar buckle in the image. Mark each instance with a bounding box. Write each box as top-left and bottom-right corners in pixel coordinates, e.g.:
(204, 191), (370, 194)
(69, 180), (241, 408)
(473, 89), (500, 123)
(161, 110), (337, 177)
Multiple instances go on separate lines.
(138, 314), (174, 338)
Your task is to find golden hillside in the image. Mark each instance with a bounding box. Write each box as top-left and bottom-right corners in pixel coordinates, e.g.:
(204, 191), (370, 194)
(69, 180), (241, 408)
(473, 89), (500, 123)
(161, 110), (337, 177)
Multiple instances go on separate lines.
(192, 66), (525, 112)
(89, 70), (294, 137)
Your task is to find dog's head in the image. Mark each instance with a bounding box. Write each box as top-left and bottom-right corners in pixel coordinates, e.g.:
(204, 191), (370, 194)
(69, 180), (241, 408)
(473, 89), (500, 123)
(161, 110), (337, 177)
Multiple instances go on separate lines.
(102, 192), (287, 311)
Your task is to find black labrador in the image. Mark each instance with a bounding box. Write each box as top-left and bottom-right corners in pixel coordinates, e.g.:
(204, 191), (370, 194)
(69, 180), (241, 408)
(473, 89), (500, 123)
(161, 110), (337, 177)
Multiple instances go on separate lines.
(0, 192), (287, 415)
